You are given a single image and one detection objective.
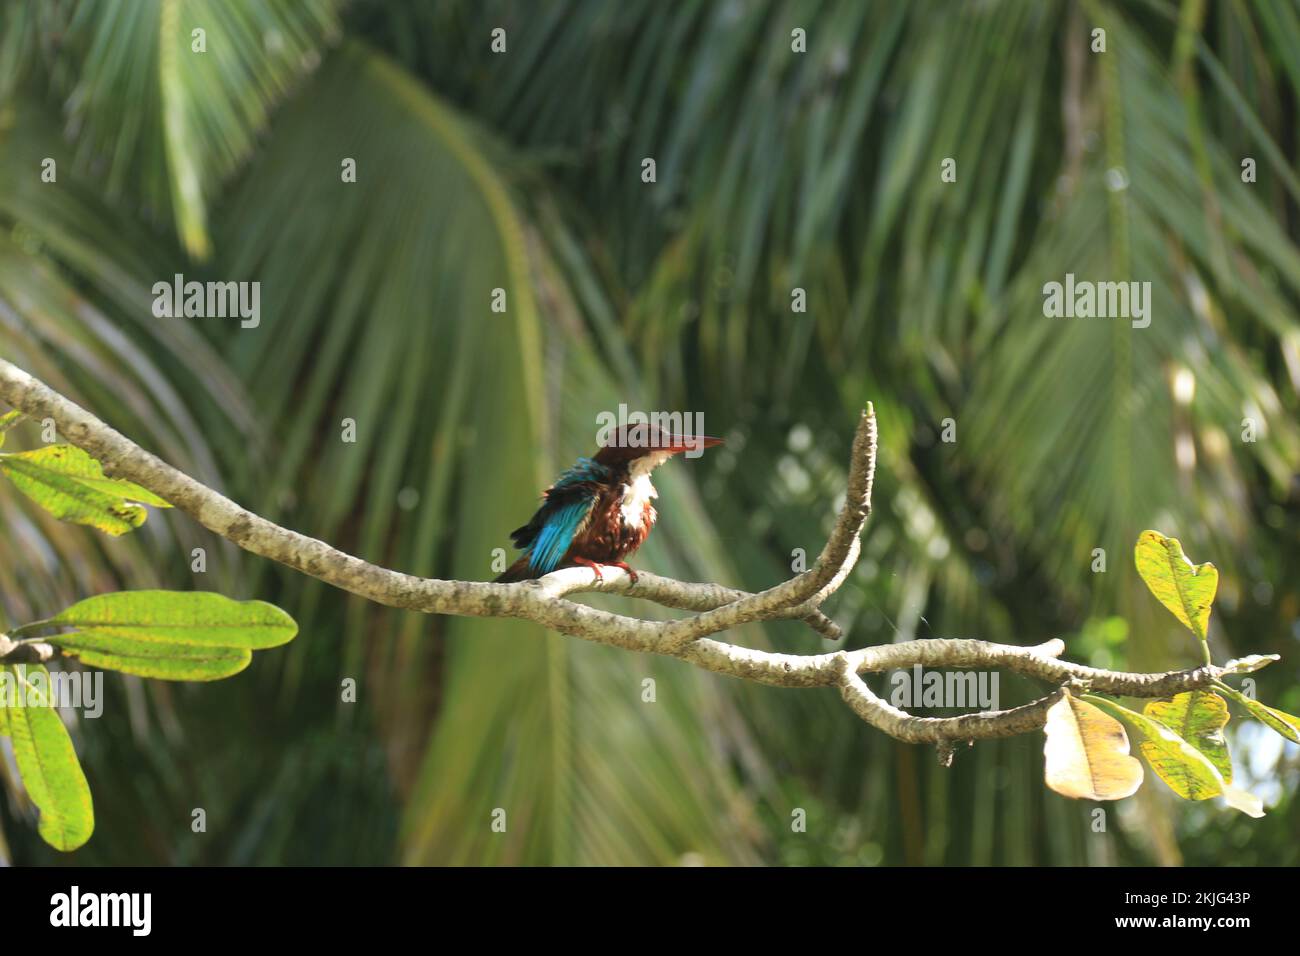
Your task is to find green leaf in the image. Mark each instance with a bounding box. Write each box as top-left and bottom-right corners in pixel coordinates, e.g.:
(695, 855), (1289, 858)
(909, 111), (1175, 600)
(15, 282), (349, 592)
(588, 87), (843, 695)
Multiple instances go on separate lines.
(42, 591), (297, 681)
(1084, 694), (1262, 816)
(1143, 691), (1232, 784)
(1217, 683), (1300, 744)
(3, 664), (94, 851)
(50, 591), (297, 647)
(44, 633), (253, 682)
(0, 445), (171, 536)
(1134, 530), (1219, 641)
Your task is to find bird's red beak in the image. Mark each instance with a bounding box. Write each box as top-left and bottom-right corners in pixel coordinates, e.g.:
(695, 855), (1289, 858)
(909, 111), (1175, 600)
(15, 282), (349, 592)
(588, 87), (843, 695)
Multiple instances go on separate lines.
(661, 434), (724, 455)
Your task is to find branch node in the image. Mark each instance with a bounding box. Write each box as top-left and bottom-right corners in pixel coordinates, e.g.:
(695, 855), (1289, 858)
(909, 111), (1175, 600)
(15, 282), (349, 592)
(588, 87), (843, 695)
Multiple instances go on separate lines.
(937, 741), (956, 767)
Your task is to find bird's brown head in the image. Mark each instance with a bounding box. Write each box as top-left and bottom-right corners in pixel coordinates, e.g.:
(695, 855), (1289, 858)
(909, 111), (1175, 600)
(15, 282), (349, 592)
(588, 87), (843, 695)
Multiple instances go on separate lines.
(593, 424), (723, 470)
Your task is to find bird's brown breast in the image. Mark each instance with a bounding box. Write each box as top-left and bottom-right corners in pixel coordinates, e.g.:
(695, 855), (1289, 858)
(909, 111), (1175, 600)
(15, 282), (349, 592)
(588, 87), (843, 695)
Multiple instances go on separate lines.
(567, 486), (656, 563)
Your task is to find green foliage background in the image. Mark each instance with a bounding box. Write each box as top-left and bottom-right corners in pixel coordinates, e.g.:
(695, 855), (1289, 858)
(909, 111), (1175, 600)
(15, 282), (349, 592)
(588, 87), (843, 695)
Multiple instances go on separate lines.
(1, 0), (1297, 865)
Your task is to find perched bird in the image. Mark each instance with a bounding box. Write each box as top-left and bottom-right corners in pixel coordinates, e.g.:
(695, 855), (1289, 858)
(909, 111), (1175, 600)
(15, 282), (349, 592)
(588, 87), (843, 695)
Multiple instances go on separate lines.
(495, 425), (722, 583)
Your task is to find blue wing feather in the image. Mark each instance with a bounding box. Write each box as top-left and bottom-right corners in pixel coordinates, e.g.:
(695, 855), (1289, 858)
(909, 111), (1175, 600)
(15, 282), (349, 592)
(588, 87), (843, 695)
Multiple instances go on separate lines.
(528, 497), (595, 574)
(513, 458), (609, 576)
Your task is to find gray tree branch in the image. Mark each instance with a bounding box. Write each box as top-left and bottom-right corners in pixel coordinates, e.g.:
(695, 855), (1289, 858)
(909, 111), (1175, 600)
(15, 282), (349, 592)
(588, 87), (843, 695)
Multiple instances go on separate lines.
(0, 358), (1223, 749)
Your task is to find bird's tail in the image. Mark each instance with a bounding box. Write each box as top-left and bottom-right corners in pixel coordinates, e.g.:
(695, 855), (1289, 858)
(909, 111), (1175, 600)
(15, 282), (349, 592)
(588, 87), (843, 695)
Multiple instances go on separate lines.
(494, 555), (536, 583)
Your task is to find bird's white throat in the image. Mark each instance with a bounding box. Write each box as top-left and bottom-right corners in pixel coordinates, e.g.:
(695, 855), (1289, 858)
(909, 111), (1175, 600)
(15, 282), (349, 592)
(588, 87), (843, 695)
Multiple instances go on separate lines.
(619, 455), (665, 528)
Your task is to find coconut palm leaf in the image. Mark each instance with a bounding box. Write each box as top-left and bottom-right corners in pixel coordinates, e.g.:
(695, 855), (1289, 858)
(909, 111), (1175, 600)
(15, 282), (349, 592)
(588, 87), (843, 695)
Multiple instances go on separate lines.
(391, 0), (1300, 863)
(0, 98), (254, 610)
(211, 42), (765, 865)
(28, 0), (342, 257)
(3, 0), (1298, 865)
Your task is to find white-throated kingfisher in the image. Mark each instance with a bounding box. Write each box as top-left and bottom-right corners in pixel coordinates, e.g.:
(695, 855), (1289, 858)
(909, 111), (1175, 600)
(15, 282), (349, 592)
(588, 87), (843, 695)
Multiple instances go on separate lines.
(495, 425), (722, 583)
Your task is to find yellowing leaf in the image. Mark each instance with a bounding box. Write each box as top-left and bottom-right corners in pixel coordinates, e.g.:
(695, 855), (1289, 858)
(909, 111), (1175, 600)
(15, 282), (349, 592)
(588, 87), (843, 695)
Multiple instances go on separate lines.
(1134, 530), (1218, 641)
(1217, 684), (1300, 744)
(1043, 690), (1143, 801)
(1085, 695), (1262, 816)
(0, 444), (170, 536)
(1143, 691), (1232, 784)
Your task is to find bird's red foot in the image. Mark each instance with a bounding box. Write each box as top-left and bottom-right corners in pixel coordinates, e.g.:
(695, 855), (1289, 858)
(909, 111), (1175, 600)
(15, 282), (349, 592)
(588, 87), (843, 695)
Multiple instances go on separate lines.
(572, 557), (638, 585)
(608, 562), (639, 585)
(573, 556), (604, 582)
